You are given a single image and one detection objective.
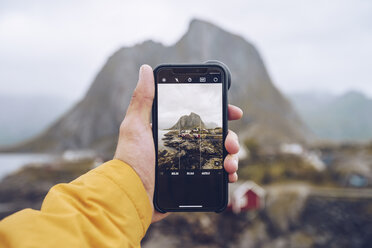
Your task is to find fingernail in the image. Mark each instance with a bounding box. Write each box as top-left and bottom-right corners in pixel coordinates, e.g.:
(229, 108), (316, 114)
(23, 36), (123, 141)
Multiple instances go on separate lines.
(139, 65), (144, 80)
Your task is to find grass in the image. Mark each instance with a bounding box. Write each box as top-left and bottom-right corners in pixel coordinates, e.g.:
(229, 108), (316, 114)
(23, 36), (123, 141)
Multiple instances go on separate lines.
(239, 154), (339, 187)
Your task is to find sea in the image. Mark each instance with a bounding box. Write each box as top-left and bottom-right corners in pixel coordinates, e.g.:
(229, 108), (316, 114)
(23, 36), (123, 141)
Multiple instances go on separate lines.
(158, 130), (168, 149)
(0, 131), (175, 180)
(158, 130), (178, 152)
(0, 153), (54, 179)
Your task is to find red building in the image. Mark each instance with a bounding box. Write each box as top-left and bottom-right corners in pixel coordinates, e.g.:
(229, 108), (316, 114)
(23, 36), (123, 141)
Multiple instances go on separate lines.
(227, 181), (266, 214)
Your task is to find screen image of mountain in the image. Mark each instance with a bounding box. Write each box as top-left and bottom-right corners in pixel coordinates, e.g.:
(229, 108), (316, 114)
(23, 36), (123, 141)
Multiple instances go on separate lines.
(158, 112), (223, 170)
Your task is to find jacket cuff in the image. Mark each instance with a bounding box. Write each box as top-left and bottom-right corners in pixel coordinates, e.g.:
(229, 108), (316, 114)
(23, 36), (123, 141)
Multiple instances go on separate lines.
(92, 159), (153, 235)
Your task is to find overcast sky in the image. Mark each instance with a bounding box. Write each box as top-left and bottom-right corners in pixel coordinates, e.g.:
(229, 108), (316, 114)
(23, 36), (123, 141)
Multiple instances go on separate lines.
(0, 0), (371, 100)
(158, 83), (222, 130)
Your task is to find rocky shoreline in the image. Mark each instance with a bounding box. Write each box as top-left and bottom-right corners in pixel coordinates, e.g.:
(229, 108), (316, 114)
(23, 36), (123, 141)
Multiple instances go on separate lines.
(142, 184), (372, 248)
(158, 128), (223, 170)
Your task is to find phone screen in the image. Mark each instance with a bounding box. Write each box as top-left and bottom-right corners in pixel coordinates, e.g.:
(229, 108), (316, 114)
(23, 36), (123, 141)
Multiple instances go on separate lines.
(154, 66), (227, 211)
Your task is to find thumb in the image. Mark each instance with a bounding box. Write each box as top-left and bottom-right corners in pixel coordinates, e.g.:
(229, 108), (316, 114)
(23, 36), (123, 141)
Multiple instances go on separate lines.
(126, 64), (155, 123)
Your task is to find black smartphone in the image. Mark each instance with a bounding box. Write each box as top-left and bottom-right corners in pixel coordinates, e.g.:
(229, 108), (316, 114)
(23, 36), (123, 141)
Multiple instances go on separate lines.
(152, 61), (231, 212)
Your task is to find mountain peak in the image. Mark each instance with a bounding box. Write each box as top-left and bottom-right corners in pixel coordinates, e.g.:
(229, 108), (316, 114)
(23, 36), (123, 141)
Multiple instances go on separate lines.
(9, 19), (312, 154)
(189, 18), (218, 30)
(185, 18), (228, 39)
(170, 112), (205, 130)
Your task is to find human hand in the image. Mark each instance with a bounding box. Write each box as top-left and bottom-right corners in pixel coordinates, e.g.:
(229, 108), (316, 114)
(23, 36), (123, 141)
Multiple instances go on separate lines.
(114, 65), (243, 223)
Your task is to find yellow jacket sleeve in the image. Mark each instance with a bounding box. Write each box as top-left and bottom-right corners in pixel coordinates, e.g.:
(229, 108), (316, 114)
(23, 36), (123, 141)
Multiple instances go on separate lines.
(0, 159), (153, 248)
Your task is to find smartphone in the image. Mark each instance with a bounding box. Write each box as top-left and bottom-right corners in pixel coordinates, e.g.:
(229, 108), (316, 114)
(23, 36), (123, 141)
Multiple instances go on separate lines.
(152, 61), (231, 212)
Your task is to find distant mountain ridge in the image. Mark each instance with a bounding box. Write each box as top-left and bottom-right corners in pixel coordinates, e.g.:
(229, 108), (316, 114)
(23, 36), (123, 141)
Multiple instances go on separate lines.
(169, 112), (205, 130)
(289, 91), (372, 142)
(7, 19), (312, 155)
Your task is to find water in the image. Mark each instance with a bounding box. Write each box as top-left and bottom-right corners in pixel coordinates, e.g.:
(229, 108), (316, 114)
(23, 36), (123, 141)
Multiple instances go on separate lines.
(0, 153), (54, 179)
(158, 130), (177, 151)
(158, 130), (168, 149)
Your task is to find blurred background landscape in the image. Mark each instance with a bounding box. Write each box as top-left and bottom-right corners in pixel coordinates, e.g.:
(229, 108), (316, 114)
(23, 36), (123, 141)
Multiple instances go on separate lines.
(1, 1), (372, 247)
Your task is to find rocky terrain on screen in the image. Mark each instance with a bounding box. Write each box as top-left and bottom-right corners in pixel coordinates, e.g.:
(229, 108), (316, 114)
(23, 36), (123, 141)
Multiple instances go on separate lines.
(159, 112), (222, 170)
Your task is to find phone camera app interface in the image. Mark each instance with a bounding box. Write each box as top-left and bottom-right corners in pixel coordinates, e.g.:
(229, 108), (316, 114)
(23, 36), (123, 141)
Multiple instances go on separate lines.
(157, 76), (223, 174)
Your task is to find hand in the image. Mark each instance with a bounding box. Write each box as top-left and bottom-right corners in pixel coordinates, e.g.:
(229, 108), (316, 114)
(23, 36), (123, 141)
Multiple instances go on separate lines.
(114, 65), (243, 223)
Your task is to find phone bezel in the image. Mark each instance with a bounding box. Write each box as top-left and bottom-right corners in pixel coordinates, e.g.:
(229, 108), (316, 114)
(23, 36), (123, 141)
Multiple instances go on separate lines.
(152, 63), (229, 213)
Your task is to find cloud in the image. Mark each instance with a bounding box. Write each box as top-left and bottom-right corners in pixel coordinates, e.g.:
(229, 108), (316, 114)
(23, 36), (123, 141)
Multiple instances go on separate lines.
(158, 83), (222, 129)
(0, 0), (371, 99)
